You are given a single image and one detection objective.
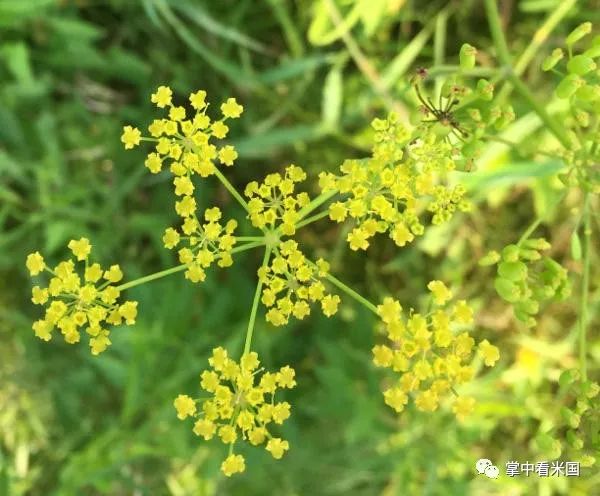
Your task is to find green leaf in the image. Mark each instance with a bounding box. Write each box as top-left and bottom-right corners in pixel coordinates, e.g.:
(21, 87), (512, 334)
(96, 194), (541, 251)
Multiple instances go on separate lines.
(322, 64), (343, 129)
(570, 231), (582, 260)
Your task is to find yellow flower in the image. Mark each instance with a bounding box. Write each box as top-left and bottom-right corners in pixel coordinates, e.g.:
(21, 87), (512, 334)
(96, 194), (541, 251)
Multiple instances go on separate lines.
(453, 300), (474, 323)
(383, 387), (408, 412)
(221, 454), (245, 477)
(169, 106), (186, 122)
(189, 90), (207, 110)
(193, 419), (216, 440)
(104, 264), (123, 283)
(372, 345), (393, 367)
(321, 294), (340, 317)
(177, 348), (295, 476)
(25, 241), (137, 354)
(266, 438), (289, 459)
(427, 280), (452, 305)
(151, 85), (172, 108)
(244, 165), (310, 235)
(121, 126), (141, 149)
(221, 97), (243, 118)
(173, 394), (196, 419)
(478, 339), (500, 366)
(218, 145), (238, 166)
(26, 252), (45, 275)
(67, 238), (92, 261)
(373, 282), (499, 419)
(452, 396), (476, 421)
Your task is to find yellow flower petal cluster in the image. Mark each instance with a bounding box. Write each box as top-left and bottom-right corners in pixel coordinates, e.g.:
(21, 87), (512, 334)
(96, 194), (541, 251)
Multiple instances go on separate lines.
(123, 86), (242, 182)
(319, 114), (471, 251)
(162, 206), (237, 283)
(258, 240), (339, 326)
(174, 347), (296, 477)
(244, 165), (310, 235)
(372, 280), (498, 420)
(26, 238), (137, 355)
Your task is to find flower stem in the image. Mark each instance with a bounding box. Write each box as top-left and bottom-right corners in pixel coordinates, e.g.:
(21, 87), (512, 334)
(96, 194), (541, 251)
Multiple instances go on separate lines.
(324, 272), (378, 315)
(213, 167), (251, 214)
(116, 265), (187, 291)
(297, 190), (338, 221)
(517, 217), (544, 246)
(483, 0), (570, 148)
(243, 246), (272, 355)
(116, 241), (264, 291)
(295, 210), (330, 230)
(579, 194), (591, 381)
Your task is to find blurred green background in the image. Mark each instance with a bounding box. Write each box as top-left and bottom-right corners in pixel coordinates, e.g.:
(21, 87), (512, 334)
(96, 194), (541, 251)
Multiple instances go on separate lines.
(1, 0), (599, 494)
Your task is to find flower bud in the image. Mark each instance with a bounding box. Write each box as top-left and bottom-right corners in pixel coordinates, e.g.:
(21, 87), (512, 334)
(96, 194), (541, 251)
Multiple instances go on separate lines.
(567, 55), (596, 75)
(501, 244), (520, 262)
(542, 48), (564, 71)
(498, 261), (528, 281)
(560, 407), (580, 428)
(479, 250), (500, 266)
(494, 277), (520, 302)
(476, 79), (494, 101)
(566, 22), (592, 46)
(556, 75), (585, 99)
(459, 43), (477, 70)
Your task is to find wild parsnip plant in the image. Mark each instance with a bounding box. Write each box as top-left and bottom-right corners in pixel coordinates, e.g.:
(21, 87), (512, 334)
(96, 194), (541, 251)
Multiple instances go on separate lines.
(22, 0), (598, 485)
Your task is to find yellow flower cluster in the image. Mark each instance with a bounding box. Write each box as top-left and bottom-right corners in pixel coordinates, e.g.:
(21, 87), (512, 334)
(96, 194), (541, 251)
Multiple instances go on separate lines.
(319, 114), (471, 251)
(162, 206), (237, 283)
(174, 347), (296, 477)
(244, 165), (310, 235)
(25, 238), (137, 355)
(121, 86), (242, 180)
(372, 280), (499, 420)
(257, 240), (340, 326)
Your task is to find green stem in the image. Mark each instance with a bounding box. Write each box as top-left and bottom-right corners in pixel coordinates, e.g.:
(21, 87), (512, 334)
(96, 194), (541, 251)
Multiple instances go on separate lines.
(579, 195), (591, 381)
(115, 241), (264, 291)
(517, 217), (544, 246)
(116, 265), (187, 291)
(213, 167), (251, 214)
(236, 236), (264, 242)
(324, 272), (378, 315)
(243, 246), (272, 355)
(295, 209), (330, 230)
(483, 0), (571, 149)
(297, 190), (338, 221)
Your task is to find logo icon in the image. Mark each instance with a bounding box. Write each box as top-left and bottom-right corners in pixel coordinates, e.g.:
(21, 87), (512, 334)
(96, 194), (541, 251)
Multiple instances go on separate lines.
(476, 458), (500, 479)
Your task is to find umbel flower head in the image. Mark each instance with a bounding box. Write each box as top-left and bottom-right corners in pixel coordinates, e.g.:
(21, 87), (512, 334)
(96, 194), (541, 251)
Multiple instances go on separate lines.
(121, 86), (242, 183)
(244, 164), (310, 236)
(372, 280), (499, 420)
(319, 113), (471, 251)
(162, 206), (238, 283)
(174, 347), (296, 476)
(26, 238), (138, 355)
(258, 240), (340, 326)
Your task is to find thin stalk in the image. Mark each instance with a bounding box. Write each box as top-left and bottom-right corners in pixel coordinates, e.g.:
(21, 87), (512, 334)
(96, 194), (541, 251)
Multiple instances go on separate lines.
(579, 195), (591, 381)
(324, 272), (378, 315)
(483, 0), (570, 148)
(213, 167), (251, 214)
(323, 0), (407, 119)
(295, 209), (330, 230)
(297, 190), (338, 221)
(517, 217), (544, 246)
(116, 241), (264, 291)
(116, 265), (186, 291)
(243, 246), (272, 355)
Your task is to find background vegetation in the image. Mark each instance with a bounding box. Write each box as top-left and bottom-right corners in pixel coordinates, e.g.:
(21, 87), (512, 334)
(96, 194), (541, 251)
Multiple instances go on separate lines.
(1, 0), (598, 494)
